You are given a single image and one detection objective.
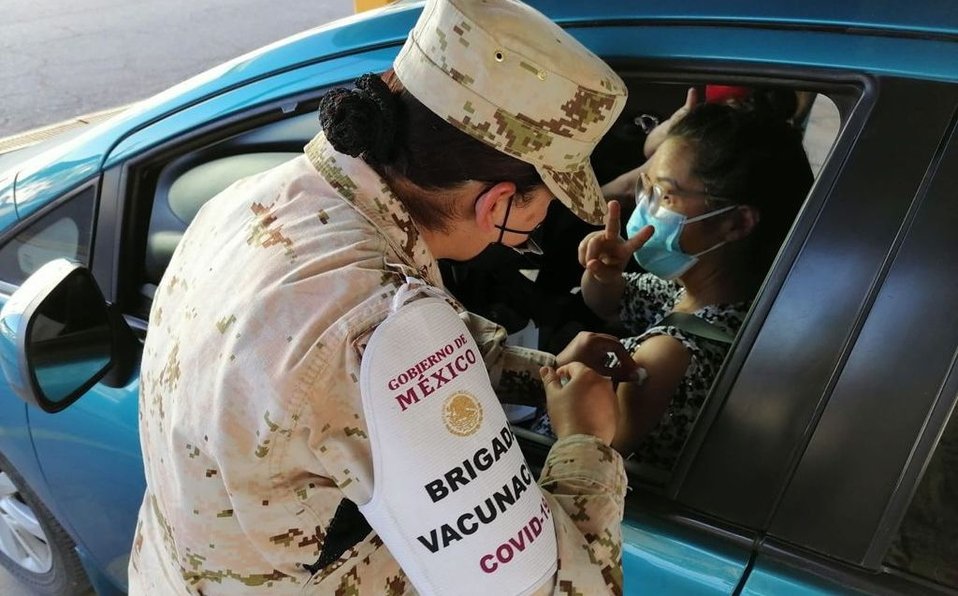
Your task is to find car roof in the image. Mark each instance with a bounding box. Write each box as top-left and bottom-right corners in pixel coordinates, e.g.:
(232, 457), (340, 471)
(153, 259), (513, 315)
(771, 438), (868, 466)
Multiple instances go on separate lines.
(3, 0), (957, 228)
(536, 0), (958, 39)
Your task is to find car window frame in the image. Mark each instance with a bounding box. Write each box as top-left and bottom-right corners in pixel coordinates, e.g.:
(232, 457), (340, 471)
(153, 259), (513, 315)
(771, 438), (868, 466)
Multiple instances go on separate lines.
(94, 83), (371, 334)
(678, 74), (955, 509)
(605, 70), (958, 595)
(596, 61), (868, 490)
(672, 74), (956, 595)
(0, 179), (100, 297)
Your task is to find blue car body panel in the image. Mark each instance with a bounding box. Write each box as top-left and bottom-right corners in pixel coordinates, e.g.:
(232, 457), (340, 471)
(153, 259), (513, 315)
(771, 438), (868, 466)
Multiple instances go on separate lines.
(105, 49), (397, 166)
(27, 379), (142, 591)
(741, 556), (871, 596)
(0, 174), (18, 240)
(0, 1), (956, 594)
(622, 515), (750, 595)
(531, 0), (958, 38)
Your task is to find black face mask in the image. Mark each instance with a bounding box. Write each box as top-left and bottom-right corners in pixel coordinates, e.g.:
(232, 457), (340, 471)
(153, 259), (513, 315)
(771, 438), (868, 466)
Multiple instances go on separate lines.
(484, 191), (543, 256)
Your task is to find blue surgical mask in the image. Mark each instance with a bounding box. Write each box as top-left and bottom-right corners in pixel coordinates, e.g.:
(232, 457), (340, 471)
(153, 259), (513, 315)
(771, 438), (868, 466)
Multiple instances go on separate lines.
(625, 196), (735, 280)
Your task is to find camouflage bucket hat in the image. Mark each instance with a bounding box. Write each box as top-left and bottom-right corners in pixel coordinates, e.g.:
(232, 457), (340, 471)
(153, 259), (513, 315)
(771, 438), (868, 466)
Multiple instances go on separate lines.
(393, 0), (628, 225)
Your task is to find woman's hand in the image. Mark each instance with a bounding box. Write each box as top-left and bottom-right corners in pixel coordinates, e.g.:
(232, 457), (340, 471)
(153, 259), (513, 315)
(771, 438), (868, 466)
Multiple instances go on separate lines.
(541, 362), (618, 445)
(556, 331), (642, 383)
(578, 200), (653, 284)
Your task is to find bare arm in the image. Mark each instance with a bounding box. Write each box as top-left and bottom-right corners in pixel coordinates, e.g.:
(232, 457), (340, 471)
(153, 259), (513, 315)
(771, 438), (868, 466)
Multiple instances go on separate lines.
(581, 268), (627, 322)
(612, 334), (691, 454)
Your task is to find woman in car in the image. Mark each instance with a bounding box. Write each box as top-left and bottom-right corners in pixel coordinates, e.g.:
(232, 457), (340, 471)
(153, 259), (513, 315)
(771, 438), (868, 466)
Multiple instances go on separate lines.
(578, 94), (814, 478)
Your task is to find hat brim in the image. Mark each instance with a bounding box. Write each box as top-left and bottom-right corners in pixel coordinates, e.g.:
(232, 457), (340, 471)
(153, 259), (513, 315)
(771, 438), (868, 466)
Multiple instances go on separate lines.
(537, 162), (607, 226)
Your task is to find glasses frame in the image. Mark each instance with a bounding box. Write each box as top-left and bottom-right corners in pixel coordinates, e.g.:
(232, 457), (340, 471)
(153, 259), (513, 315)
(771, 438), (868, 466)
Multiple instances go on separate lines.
(635, 171), (734, 217)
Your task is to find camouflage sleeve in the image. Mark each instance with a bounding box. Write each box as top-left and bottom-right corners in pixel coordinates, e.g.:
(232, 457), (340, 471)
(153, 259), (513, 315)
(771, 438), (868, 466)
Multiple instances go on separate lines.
(460, 310), (557, 407)
(537, 435), (627, 595)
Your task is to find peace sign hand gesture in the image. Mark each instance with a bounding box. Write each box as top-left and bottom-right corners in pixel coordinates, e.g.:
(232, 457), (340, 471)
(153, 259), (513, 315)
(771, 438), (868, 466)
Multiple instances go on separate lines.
(578, 200), (653, 284)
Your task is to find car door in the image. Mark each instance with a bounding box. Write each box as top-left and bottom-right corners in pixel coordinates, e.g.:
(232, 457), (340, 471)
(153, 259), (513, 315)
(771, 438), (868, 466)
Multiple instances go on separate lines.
(741, 100), (958, 595)
(669, 77), (958, 596)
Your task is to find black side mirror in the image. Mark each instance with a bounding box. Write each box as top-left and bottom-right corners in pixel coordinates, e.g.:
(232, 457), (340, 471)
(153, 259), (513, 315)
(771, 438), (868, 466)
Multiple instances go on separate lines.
(0, 259), (139, 413)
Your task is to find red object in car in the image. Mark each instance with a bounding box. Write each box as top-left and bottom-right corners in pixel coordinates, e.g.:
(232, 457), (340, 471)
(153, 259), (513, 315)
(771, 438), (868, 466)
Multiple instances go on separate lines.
(705, 84), (751, 103)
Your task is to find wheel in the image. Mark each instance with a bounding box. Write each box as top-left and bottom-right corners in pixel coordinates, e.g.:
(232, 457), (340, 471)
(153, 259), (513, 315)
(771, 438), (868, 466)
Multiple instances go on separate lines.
(0, 458), (92, 595)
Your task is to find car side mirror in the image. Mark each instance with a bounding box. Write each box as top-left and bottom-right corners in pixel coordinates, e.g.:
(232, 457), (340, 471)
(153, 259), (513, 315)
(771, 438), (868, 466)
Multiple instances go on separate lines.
(0, 259), (140, 413)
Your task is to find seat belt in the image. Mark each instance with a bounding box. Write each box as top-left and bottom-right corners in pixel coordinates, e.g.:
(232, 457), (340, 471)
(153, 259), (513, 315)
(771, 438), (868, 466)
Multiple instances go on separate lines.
(654, 311), (735, 344)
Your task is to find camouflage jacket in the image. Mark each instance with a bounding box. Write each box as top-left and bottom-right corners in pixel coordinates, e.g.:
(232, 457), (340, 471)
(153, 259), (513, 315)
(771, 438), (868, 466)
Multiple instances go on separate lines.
(128, 133), (627, 595)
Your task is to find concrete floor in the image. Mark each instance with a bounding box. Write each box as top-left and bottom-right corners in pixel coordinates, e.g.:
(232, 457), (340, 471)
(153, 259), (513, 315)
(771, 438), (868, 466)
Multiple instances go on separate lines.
(0, 0), (354, 138)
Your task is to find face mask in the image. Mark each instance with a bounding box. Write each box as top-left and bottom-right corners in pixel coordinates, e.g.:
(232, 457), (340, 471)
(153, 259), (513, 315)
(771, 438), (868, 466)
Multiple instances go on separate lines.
(625, 196), (735, 280)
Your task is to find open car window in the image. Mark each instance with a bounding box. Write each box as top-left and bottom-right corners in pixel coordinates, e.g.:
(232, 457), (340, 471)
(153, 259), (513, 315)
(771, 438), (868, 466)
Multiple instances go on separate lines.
(134, 110), (322, 313)
(487, 79), (845, 490)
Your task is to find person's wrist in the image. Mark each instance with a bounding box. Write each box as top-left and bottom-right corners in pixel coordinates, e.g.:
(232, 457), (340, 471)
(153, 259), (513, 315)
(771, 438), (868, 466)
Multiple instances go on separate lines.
(556, 425), (614, 446)
(552, 414), (615, 445)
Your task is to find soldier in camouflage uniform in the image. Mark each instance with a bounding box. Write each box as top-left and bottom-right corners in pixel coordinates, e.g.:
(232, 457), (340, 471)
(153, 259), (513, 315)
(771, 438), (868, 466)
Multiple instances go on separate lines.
(129, 0), (631, 593)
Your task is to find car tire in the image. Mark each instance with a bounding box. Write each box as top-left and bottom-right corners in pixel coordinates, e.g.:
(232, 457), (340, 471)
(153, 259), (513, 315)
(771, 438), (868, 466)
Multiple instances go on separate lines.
(0, 455), (92, 595)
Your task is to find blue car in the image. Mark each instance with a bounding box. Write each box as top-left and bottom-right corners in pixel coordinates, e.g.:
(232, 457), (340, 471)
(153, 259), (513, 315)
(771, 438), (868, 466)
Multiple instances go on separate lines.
(0, 1), (956, 594)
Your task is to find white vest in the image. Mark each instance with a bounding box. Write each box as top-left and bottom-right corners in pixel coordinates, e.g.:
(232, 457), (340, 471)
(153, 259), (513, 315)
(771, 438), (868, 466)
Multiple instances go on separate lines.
(359, 287), (557, 595)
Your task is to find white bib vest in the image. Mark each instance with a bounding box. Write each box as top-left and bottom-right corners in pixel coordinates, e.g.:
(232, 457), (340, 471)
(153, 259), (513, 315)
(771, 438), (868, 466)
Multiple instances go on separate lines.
(359, 285), (557, 595)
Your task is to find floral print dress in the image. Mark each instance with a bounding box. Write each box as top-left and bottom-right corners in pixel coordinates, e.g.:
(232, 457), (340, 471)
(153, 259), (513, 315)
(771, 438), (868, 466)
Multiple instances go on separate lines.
(618, 272), (749, 478)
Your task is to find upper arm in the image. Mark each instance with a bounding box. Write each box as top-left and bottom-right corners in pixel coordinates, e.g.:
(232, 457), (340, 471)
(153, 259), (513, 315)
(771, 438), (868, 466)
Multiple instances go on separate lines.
(612, 333), (691, 452)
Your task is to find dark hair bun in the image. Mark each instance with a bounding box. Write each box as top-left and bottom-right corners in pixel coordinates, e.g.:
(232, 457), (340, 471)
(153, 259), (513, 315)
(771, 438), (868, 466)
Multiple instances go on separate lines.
(319, 73), (398, 161)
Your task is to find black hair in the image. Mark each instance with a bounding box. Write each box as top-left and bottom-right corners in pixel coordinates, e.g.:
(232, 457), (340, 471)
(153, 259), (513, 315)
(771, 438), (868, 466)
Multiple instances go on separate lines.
(318, 71), (543, 230)
(668, 98), (814, 272)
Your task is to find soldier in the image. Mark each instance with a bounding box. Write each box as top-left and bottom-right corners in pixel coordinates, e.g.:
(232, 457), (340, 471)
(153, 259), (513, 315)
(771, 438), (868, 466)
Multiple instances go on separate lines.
(129, 0), (634, 593)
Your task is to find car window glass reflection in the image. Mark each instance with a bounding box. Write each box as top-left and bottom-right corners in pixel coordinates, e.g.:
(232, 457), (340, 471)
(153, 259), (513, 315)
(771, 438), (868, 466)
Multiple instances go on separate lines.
(0, 187), (95, 286)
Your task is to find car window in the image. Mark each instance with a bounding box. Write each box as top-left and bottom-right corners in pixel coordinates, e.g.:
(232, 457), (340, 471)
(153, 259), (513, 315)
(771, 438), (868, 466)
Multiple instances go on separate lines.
(634, 88), (838, 486)
(127, 108), (322, 317)
(143, 152), (300, 286)
(509, 81), (843, 490)
(0, 186), (96, 286)
(884, 407), (958, 589)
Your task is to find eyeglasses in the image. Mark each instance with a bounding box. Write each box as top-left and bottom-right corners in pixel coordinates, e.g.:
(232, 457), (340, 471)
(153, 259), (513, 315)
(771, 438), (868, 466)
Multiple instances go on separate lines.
(635, 171), (732, 218)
